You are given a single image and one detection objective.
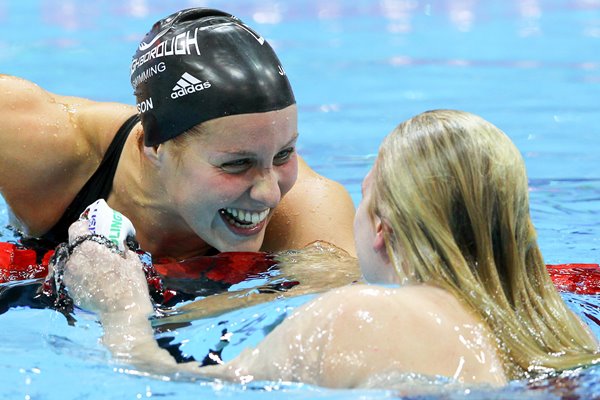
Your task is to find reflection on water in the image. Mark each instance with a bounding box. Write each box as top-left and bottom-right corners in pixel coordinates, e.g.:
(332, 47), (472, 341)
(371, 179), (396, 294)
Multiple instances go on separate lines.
(529, 178), (600, 263)
(154, 241), (361, 325)
(0, 1), (598, 36)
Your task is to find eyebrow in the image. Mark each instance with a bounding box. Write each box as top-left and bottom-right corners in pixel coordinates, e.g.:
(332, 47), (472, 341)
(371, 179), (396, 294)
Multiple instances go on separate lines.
(218, 132), (299, 156)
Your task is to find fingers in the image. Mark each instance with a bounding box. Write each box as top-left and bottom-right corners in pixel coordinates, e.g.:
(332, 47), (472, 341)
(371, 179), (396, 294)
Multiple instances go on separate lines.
(68, 219), (91, 243)
(63, 241), (149, 314)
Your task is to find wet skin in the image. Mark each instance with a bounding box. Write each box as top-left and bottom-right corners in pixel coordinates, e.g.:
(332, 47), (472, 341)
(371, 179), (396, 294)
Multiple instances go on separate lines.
(155, 105), (298, 253)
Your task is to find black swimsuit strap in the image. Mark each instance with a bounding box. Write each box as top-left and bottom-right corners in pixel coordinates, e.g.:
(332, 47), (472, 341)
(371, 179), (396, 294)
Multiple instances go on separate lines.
(36, 114), (140, 247)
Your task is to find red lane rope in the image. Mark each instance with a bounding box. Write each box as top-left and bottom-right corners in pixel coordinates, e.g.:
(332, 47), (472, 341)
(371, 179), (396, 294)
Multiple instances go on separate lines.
(1, 241), (599, 295)
(547, 264), (600, 295)
(153, 252), (276, 285)
(0, 242), (52, 282)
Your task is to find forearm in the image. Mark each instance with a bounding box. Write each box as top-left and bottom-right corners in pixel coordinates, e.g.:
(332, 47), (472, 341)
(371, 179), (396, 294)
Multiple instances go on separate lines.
(57, 207), (204, 375)
(100, 310), (180, 368)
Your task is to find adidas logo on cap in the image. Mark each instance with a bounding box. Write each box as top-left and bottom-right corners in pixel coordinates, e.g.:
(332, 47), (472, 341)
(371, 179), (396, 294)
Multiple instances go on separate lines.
(171, 72), (212, 99)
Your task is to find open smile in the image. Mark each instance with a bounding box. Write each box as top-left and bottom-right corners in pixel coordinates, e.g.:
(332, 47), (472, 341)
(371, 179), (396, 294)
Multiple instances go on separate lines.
(219, 207), (270, 235)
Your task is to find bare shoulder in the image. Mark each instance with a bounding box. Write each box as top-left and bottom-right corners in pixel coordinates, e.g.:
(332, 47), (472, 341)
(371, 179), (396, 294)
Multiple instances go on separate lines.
(0, 75), (134, 165)
(234, 285), (431, 386)
(223, 284), (505, 387)
(315, 284), (439, 321)
(263, 156), (356, 255)
(319, 285), (506, 387)
(0, 75), (136, 234)
(0, 76), (85, 200)
(321, 284), (480, 330)
(273, 284), (412, 339)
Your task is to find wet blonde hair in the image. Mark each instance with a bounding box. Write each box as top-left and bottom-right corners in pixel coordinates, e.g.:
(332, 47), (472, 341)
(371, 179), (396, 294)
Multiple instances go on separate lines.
(370, 109), (599, 379)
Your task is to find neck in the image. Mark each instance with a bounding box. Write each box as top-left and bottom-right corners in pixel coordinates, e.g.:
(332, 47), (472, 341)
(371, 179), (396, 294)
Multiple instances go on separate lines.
(137, 227), (215, 260)
(108, 127), (213, 260)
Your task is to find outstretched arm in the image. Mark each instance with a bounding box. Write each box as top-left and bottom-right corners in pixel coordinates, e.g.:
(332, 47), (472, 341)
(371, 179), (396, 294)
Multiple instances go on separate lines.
(59, 202), (362, 383)
(60, 205), (190, 372)
(59, 207), (334, 380)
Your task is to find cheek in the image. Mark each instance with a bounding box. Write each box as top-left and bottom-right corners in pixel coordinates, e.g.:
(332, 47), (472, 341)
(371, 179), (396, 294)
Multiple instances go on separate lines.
(167, 166), (239, 208)
(353, 208), (371, 258)
(213, 176), (253, 205)
(353, 201), (369, 240)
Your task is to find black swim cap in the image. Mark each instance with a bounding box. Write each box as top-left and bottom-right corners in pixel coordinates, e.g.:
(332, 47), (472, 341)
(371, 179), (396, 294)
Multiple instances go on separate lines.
(131, 8), (296, 146)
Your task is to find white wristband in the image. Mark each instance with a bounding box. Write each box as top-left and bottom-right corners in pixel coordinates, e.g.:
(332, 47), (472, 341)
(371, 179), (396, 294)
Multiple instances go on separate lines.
(80, 199), (136, 252)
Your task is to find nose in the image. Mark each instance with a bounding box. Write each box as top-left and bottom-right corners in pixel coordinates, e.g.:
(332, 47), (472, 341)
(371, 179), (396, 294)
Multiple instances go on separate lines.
(250, 168), (281, 208)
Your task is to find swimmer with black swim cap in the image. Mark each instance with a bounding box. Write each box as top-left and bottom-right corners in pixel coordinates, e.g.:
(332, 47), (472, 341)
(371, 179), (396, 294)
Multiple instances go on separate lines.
(124, 8), (310, 255)
(0, 7), (357, 262)
(130, 8), (296, 146)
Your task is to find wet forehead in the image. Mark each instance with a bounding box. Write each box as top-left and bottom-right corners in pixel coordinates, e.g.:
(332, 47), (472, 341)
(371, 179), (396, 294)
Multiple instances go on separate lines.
(200, 106), (298, 151)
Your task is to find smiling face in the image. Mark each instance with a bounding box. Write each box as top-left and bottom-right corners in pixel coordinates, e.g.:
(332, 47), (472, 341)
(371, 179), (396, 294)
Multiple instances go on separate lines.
(157, 105), (298, 252)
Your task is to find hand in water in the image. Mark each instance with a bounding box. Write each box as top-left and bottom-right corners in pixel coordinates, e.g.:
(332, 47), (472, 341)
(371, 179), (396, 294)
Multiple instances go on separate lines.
(61, 203), (152, 316)
(60, 203), (193, 372)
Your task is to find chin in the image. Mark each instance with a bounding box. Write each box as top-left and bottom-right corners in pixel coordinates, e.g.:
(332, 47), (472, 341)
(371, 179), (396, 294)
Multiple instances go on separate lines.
(217, 238), (264, 253)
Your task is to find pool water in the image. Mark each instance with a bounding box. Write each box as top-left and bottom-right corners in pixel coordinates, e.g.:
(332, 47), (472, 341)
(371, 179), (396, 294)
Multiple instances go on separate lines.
(1, 0), (600, 398)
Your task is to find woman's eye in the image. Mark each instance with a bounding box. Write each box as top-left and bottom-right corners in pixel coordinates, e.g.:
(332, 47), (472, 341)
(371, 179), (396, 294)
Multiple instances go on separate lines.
(274, 148), (295, 165)
(220, 159), (252, 173)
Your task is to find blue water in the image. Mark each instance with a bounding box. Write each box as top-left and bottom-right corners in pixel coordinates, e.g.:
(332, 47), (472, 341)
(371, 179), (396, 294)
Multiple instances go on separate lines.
(1, 0), (600, 398)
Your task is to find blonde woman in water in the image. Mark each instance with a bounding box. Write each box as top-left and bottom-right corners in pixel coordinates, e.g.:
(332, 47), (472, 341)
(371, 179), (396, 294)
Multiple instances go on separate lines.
(61, 110), (599, 388)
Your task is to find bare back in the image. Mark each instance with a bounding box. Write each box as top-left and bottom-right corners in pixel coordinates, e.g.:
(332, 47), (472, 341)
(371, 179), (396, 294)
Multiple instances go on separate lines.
(205, 284), (507, 388)
(0, 75), (135, 236)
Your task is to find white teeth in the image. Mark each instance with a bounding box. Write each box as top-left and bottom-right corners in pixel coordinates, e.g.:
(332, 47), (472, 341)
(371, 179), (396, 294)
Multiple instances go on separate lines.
(224, 208), (270, 228)
(260, 209), (268, 221)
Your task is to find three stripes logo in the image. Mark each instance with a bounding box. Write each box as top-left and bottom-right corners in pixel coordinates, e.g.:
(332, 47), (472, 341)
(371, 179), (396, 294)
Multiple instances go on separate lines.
(171, 72), (212, 99)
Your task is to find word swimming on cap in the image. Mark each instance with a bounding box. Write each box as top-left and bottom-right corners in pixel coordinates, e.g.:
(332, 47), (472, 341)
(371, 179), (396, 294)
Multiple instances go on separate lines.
(131, 8), (296, 146)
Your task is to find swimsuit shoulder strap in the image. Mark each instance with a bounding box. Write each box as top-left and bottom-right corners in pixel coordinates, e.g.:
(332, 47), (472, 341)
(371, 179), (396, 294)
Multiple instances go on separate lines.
(37, 114), (140, 247)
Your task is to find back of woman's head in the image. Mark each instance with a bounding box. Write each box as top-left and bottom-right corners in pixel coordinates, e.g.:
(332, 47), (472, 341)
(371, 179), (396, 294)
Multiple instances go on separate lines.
(370, 110), (598, 378)
(371, 109), (531, 287)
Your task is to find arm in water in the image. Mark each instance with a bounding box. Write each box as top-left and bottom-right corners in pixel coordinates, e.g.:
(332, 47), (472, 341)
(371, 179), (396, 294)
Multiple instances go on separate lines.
(61, 221), (506, 389)
(60, 204), (197, 372)
(58, 201), (343, 375)
(59, 202), (508, 388)
(61, 217), (342, 381)
(59, 202), (367, 383)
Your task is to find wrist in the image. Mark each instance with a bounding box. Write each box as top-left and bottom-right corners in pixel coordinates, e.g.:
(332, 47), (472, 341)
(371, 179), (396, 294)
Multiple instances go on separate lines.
(68, 233), (123, 255)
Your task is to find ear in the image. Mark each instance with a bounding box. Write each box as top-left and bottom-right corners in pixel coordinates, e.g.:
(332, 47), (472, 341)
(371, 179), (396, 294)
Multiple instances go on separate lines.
(142, 144), (162, 167)
(373, 216), (391, 264)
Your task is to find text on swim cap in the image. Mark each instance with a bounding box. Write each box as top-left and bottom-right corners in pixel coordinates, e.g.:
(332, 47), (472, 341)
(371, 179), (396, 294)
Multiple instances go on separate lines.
(137, 97), (153, 113)
(138, 27), (170, 52)
(132, 62), (167, 90)
(131, 28), (201, 77)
